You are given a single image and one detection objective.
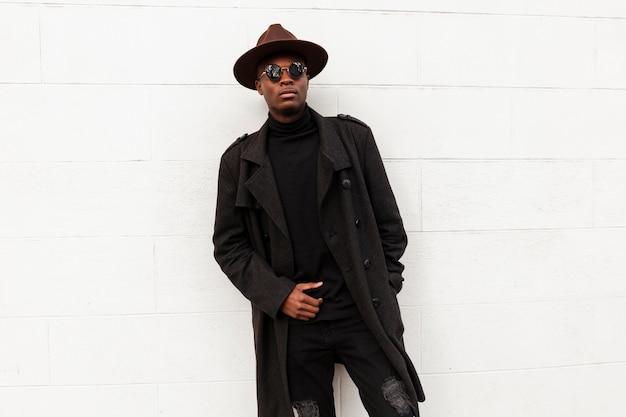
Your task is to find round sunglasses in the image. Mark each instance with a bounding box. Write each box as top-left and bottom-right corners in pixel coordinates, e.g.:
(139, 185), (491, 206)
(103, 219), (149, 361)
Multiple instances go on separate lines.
(258, 62), (307, 82)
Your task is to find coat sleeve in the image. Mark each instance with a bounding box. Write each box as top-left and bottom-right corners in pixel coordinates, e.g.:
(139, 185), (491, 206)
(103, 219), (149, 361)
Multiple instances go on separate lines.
(212, 154), (295, 318)
(361, 127), (408, 293)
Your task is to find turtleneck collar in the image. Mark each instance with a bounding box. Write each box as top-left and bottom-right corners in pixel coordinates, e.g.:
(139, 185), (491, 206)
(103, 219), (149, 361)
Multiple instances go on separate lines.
(268, 106), (317, 139)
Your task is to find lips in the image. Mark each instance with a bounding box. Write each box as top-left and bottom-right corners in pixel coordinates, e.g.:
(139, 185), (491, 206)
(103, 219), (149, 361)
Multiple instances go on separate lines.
(279, 88), (297, 96)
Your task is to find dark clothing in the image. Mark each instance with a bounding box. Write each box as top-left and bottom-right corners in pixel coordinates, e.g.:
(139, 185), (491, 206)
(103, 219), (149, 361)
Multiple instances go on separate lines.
(288, 314), (413, 417)
(267, 109), (357, 320)
(213, 107), (424, 417)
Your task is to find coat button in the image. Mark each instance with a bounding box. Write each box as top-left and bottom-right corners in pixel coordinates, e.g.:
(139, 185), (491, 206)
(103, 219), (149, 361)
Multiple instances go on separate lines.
(341, 179), (351, 189)
(363, 259), (372, 269)
(355, 218), (361, 228)
(372, 298), (381, 308)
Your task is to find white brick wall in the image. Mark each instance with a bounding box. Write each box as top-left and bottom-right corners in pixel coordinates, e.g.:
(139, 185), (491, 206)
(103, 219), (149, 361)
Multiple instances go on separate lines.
(1, 2), (624, 417)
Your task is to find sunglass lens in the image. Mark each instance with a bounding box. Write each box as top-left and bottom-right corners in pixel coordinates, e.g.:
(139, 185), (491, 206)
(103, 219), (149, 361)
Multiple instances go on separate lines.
(288, 62), (304, 78)
(266, 64), (281, 81)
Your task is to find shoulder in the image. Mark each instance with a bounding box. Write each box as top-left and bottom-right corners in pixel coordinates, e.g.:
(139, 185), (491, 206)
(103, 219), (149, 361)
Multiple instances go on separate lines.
(321, 114), (376, 148)
(322, 113), (373, 140)
(221, 129), (262, 163)
(223, 132), (251, 154)
(332, 113), (370, 129)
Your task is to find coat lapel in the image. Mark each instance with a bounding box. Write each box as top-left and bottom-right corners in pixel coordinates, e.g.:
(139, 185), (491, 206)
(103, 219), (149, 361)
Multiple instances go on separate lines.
(239, 122), (290, 238)
(238, 109), (353, 239)
(312, 110), (352, 209)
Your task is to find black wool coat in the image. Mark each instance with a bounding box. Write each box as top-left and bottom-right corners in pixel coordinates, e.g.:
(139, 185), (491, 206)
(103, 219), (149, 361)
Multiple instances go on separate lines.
(213, 108), (425, 417)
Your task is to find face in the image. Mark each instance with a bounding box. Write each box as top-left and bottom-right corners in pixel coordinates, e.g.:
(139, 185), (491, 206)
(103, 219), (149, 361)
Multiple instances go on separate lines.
(255, 53), (310, 123)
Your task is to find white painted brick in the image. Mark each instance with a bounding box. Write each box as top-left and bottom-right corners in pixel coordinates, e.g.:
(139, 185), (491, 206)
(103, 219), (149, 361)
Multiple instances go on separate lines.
(404, 228), (626, 306)
(0, 319), (49, 386)
(0, 0), (428, 12)
(589, 297), (626, 363)
(0, 0), (505, 14)
(513, 363), (626, 417)
(419, 372), (515, 417)
(512, 89), (626, 158)
(0, 162), (212, 238)
(337, 87), (512, 159)
(149, 86), (267, 161)
(585, 362), (626, 415)
(0, 85), (151, 162)
(417, 14), (513, 87)
(306, 86), (340, 116)
(417, 14), (595, 88)
(403, 231), (516, 306)
(316, 12), (418, 87)
(0, 5), (40, 83)
(405, 0), (510, 14)
(421, 299), (620, 374)
(50, 313), (254, 385)
(156, 313), (255, 382)
(49, 316), (161, 385)
(421, 160), (594, 231)
(4, 1), (626, 18)
(41, 6), (146, 84)
(0, 238), (155, 317)
(407, 363), (626, 417)
(593, 161), (626, 227)
(508, 16), (595, 88)
(0, 385), (158, 417)
(414, 0), (623, 16)
(382, 160), (421, 233)
(41, 6), (245, 84)
(155, 237), (249, 313)
(148, 85), (337, 162)
(510, 230), (626, 303)
(596, 19), (626, 89)
(158, 382), (256, 417)
(510, 0), (626, 18)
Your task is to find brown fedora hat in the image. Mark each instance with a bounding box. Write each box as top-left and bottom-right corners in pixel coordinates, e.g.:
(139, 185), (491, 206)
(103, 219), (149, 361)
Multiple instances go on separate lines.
(233, 24), (328, 90)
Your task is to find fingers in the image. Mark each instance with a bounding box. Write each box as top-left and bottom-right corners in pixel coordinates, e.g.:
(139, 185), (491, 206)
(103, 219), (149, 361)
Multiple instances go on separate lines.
(281, 282), (324, 321)
(294, 281), (323, 292)
(289, 291), (322, 320)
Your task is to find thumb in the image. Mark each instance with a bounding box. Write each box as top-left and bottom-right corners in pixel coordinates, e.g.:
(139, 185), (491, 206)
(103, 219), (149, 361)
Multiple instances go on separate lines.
(297, 281), (324, 291)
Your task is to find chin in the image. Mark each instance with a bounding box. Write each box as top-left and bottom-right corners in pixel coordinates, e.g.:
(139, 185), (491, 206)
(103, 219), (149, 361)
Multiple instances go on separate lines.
(278, 102), (305, 115)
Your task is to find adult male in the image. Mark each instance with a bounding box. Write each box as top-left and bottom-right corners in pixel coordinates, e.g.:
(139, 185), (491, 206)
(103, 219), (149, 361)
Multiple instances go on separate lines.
(213, 23), (425, 417)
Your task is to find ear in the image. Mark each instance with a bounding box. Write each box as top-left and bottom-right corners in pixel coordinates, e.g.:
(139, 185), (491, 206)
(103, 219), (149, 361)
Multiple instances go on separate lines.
(255, 80), (263, 95)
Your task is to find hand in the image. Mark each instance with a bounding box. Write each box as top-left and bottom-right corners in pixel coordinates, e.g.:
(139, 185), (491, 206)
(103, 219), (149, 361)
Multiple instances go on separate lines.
(280, 282), (323, 321)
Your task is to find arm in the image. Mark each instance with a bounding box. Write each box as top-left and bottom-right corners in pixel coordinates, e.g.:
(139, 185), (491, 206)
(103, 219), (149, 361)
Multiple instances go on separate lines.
(212, 155), (295, 318)
(213, 155), (324, 319)
(362, 128), (408, 293)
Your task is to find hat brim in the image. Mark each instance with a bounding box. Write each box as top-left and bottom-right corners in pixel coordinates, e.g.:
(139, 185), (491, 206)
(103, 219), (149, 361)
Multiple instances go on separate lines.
(233, 39), (328, 90)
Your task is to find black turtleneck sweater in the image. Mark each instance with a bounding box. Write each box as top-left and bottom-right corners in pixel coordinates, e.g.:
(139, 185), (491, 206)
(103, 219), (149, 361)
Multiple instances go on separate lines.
(267, 108), (356, 322)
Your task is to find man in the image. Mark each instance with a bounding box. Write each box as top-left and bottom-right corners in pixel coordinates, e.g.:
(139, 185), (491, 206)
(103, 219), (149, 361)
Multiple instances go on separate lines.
(213, 23), (425, 417)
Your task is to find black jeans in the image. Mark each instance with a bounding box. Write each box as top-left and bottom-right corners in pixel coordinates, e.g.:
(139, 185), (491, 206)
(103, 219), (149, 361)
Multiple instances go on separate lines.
(287, 314), (414, 417)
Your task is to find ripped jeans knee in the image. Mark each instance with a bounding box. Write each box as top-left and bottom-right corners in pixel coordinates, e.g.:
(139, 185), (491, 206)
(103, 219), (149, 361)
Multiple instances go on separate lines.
(381, 377), (413, 416)
(292, 400), (320, 417)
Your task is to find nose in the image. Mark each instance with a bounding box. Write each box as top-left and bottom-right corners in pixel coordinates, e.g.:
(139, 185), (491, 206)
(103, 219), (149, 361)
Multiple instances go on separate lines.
(279, 69), (293, 84)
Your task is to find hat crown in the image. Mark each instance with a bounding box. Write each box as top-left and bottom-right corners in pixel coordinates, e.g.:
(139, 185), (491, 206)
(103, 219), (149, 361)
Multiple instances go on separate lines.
(256, 24), (297, 46)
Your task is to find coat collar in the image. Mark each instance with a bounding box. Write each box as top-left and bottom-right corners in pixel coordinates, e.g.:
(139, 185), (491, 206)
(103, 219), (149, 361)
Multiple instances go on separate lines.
(239, 107), (352, 237)
(240, 107), (351, 170)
